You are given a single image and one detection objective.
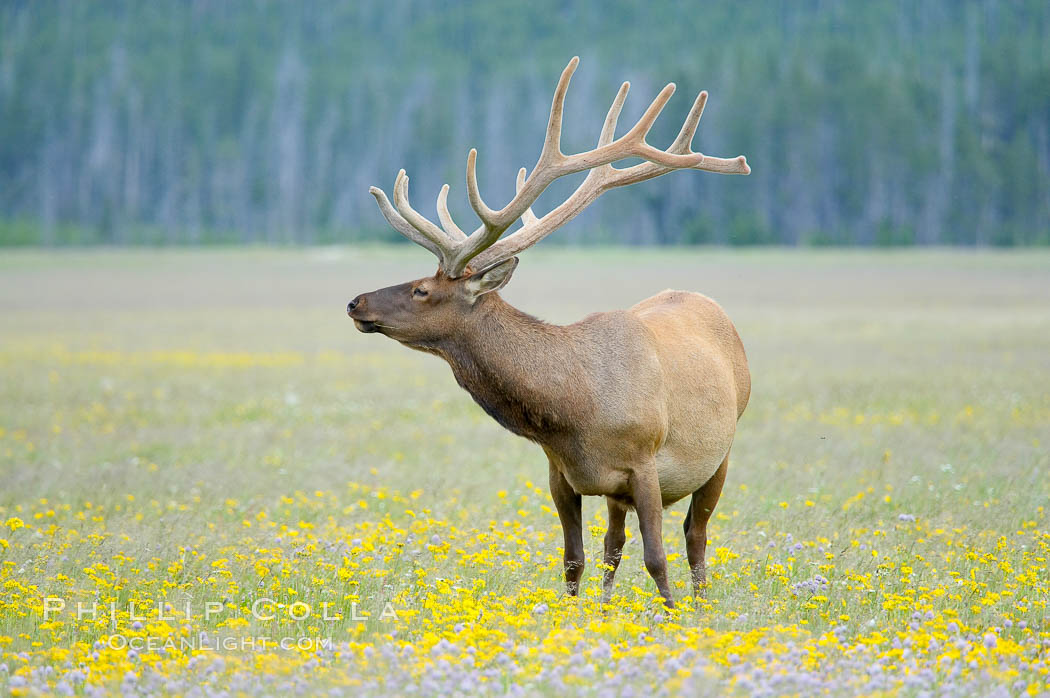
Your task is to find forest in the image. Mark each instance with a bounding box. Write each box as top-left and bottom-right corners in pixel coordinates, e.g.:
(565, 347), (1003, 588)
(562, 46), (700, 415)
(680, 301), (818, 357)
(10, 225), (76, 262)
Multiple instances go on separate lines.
(1, 0), (1048, 246)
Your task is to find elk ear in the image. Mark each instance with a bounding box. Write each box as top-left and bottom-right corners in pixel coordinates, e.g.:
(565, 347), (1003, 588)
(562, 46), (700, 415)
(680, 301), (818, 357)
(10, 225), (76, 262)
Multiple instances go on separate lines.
(464, 257), (518, 299)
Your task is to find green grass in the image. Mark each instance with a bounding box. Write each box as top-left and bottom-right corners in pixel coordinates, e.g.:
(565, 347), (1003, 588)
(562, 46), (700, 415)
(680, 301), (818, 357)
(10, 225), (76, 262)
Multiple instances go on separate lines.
(0, 247), (1047, 695)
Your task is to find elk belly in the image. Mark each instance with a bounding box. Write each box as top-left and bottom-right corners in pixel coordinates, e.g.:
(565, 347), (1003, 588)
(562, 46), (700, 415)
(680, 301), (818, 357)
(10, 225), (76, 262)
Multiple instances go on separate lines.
(654, 445), (731, 507)
(546, 449), (632, 499)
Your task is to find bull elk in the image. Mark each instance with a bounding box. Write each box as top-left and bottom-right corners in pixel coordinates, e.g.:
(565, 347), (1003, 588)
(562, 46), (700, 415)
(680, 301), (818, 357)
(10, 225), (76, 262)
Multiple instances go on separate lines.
(347, 57), (750, 607)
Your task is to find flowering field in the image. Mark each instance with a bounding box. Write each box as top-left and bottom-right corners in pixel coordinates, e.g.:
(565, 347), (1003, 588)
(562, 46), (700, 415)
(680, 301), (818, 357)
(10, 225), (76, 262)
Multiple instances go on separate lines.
(1, 248), (1048, 696)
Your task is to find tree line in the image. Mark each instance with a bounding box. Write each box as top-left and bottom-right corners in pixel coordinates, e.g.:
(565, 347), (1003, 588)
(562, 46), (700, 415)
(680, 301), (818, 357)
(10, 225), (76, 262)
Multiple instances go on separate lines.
(1, 0), (1048, 246)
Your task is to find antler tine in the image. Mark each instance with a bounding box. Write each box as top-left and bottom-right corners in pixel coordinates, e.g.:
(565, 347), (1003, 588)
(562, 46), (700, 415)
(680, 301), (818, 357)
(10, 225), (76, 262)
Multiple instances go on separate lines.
(464, 148), (492, 227)
(368, 185), (447, 262)
(599, 82), (631, 148)
(516, 168), (538, 226)
(670, 90), (708, 153)
(625, 82), (676, 141)
(392, 170), (459, 250)
(538, 55), (579, 164)
(436, 184), (467, 241)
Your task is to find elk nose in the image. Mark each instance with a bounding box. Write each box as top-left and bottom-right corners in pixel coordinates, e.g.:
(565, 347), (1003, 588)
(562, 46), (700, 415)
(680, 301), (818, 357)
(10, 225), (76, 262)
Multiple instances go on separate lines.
(347, 296), (362, 315)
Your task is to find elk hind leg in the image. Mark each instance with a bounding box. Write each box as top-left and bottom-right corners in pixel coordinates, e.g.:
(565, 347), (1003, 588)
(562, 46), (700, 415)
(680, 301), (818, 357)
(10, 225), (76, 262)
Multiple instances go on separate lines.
(685, 454), (729, 598)
(631, 462), (674, 608)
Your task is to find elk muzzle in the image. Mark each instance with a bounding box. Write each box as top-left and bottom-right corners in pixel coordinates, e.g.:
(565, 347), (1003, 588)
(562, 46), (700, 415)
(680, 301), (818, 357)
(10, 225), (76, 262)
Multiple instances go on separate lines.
(346, 294), (379, 333)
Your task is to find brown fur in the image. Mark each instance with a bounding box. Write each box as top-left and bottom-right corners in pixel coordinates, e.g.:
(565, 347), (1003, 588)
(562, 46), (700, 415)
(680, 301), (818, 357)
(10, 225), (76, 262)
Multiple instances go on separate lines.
(348, 265), (749, 606)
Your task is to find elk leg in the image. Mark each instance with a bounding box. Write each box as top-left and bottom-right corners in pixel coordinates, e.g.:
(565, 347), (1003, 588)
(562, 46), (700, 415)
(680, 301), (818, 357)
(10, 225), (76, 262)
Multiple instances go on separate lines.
(685, 454), (729, 598)
(601, 497), (628, 603)
(631, 463), (674, 608)
(548, 462), (584, 596)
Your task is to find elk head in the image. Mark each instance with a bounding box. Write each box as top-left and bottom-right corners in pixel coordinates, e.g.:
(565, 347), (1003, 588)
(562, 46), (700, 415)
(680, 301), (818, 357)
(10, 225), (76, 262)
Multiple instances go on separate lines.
(346, 257), (518, 346)
(348, 56), (750, 347)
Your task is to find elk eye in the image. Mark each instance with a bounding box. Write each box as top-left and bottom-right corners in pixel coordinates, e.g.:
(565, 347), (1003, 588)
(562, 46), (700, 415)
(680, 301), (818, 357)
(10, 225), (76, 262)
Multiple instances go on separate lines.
(413, 287), (429, 298)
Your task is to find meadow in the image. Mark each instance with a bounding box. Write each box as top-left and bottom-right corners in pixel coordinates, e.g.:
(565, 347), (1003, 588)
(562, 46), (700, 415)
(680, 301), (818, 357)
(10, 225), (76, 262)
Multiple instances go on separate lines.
(0, 247), (1047, 696)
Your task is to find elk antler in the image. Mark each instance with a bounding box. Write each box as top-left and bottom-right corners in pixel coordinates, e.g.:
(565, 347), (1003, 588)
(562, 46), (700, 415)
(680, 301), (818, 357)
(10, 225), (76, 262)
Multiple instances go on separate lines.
(369, 56), (750, 278)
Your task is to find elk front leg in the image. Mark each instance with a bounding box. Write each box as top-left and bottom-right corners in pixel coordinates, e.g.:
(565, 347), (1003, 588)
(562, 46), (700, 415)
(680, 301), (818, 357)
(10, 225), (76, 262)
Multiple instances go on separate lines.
(631, 463), (674, 608)
(548, 462), (584, 595)
(685, 454), (728, 598)
(601, 497), (628, 603)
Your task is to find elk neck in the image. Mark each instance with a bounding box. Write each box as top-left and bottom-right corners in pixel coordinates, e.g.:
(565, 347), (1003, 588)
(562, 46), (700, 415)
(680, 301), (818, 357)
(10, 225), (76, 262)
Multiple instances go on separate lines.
(426, 293), (587, 443)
